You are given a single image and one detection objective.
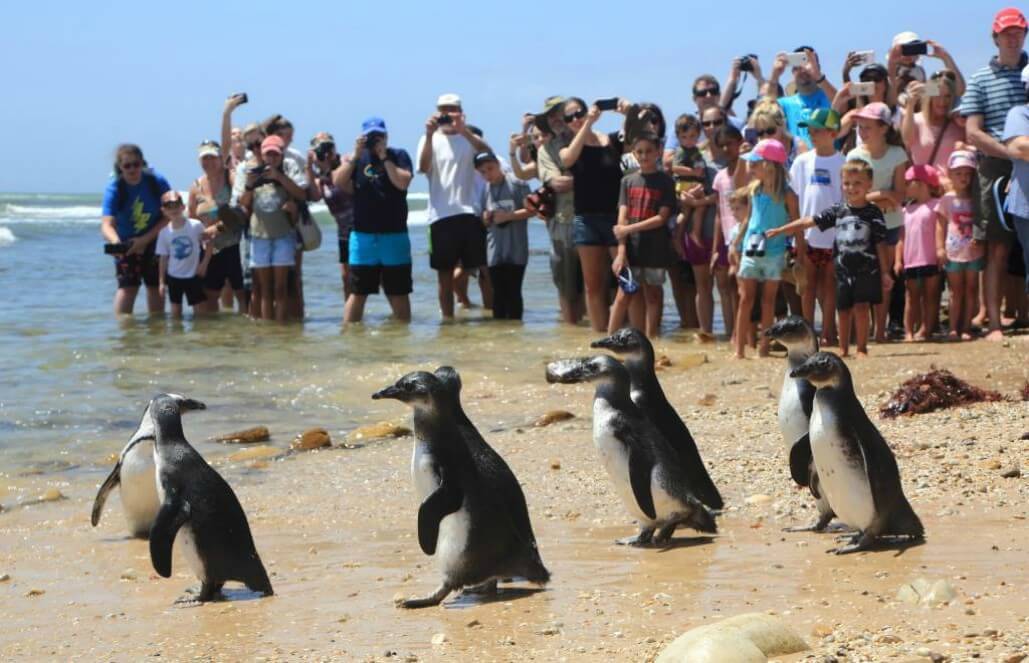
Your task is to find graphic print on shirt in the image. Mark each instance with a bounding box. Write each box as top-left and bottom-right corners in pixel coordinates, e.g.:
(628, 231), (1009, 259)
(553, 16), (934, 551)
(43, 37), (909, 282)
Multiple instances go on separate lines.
(171, 235), (194, 261)
(945, 199), (975, 257)
(811, 168), (831, 186)
(625, 184), (664, 221)
(131, 198), (151, 234)
(816, 204), (885, 274)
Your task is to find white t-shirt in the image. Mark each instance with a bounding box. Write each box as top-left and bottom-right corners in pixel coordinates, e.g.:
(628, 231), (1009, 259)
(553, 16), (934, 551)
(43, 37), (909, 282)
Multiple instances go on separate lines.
(790, 150), (845, 249)
(417, 131), (478, 223)
(155, 218), (206, 279)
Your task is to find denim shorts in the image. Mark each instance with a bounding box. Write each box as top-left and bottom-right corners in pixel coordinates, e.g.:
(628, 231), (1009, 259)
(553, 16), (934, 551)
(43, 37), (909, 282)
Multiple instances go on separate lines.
(945, 258), (985, 273)
(573, 213), (617, 247)
(630, 267), (666, 286)
(737, 253), (785, 281)
(250, 235), (296, 268)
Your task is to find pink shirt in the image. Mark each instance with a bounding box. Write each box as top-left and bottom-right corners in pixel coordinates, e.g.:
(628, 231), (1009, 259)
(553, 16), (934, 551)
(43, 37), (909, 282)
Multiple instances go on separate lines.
(906, 114), (965, 178)
(902, 199), (941, 269)
(712, 167), (738, 245)
(937, 193), (984, 263)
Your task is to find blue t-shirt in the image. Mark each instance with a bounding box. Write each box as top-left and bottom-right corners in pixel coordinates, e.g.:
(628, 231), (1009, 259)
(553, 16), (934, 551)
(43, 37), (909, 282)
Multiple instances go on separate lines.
(778, 89), (830, 146)
(101, 171), (172, 241)
(743, 190), (790, 257)
(1003, 104), (1029, 220)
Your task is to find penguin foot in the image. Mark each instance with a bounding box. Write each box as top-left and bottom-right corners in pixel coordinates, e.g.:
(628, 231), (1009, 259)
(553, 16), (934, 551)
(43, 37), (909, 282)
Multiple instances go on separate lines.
(462, 579), (498, 596)
(784, 512), (836, 533)
(616, 529), (655, 547)
(395, 583), (453, 609)
(829, 532), (875, 555)
(652, 524), (677, 545)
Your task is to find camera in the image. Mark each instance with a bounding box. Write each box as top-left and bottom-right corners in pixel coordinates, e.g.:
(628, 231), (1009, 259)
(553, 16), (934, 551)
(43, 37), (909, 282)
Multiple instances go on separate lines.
(744, 232), (767, 257)
(900, 40), (928, 57)
(853, 50), (875, 65)
(786, 52), (809, 68)
(437, 114), (453, 126)
(739, 54), (758, 72)
(595, 97), (619, 112)
(525, 184), (556, 219)
(104, 242), (132, 255)
(851, 81), (876, 97)
(314, 141), (335, 161)
(234, 92), (248, 104)
(248, 164), (268, 177)
(923, 80), (942, 97)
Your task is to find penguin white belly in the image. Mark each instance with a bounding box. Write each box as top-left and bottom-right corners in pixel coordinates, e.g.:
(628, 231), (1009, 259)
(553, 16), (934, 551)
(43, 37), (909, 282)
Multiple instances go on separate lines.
(120, 440), (160, 535)
(176, 526), (207, 581)
(411, 439), (441, 499)
(593, 399), (656, 525)
(810, 400), (875, 530)
(410, 439), (469, 571)
(649, 468), (684, 522)
(778, 373), (809, 449)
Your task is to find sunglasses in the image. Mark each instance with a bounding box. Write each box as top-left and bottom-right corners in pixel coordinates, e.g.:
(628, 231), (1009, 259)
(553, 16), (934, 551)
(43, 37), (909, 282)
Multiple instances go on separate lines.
(931, 70), (956, 81)
(702, 119), (725, 128)
(756, 127), (778, 137)
(694, 87), (720, 98)
(564, 108), (587, 122)
(161, 200), (183, 208)
(120, 161), (142, 170)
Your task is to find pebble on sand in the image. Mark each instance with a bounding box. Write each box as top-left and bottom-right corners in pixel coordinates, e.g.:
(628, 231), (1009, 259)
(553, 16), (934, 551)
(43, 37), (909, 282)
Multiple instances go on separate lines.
(211, 426), (271, 444)
(0, 574), (10, 582)
(431, 633), (448, 646)
(533, 410), (575, 427)
(896, 578), (956, 607)
(291, 428), (331, 451)
(745, 494), (773, 505)
(25, 589), (44, 597)
(40, 488), (65, 502)
(348, 422), (412, 441)
(1000, 465), (1021, 478)
(227, 445), (281, 462)
(656, 612), (808, 663)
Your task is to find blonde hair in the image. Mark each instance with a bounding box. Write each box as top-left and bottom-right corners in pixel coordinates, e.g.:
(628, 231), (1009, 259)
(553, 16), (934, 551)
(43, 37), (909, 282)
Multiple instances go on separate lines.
(748, 98), (786, 129)
(747, 160), (788, 204)
(841, 159), (874, 181)
(921, 73), (958, 124)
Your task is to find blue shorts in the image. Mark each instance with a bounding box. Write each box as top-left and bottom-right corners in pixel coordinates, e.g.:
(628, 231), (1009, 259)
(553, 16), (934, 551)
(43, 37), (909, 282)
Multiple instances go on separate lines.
(573, 214), (617, 247)
(945, 258), (985, 273)
(737, 253), (785, 281)
(884, 226), (902, 246)
(250, 236), (295, 268)
(350, 231), (412, 266)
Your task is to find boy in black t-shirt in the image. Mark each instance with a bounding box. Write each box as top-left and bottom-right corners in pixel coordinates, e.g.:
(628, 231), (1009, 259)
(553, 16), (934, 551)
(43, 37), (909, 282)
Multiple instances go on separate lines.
(610, 133), (677, 338)
(768, 160), (894, 357)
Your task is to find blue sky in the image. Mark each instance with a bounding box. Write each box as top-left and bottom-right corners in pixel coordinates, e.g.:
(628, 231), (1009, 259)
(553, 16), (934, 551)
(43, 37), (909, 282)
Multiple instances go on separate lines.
(1, 0), (999, 193)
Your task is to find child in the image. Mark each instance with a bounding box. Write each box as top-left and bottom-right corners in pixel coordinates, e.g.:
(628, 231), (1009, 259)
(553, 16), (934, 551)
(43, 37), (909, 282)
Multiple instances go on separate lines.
(895, 165), (944, 341)
(789, 109), (845, 345)
(730, 139), (798, 359)
(155, 191), (212, 319)
(768, 160), (893, 357)
(937, 151), (984, 340)
(710, 126), (746, 339)
(668, 114), (706, 195)
(611, 132), (677, 338)
(474, 152), (534, 320)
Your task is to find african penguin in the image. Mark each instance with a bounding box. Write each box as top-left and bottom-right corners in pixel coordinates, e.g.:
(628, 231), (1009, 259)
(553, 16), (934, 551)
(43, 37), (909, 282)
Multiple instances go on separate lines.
(790, 352), (924, 554)
(373, 370), (550, 609)
(592, 328), (723, 511)
(91, 393), (206, 539)
(148, 395), (273, 603)
(546, 355), (717, 546)
(764, 317), (836, 532)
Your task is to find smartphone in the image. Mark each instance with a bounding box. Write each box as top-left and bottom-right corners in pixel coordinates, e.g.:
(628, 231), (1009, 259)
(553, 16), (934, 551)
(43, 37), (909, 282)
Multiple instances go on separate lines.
(103, 242), (132, 255)
(248, 164), (268, 176)
(786, 52), (809, 68)
(853, 50), (875, 65)
(851, 81), (876, 97)
(595, 97), (619, 112)
(234, 92), (248, 104)
(437, 114), (453, 126)
(901, 40), (928, 57)
(923, 80), (941, 97)
(744, 127), (759, 145)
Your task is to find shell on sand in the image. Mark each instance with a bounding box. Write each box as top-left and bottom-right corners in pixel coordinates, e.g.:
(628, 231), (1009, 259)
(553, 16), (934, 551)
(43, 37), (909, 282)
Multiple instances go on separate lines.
(211, 426), (271, 444)
(292, 428), (331, 451)
(533, 410), (574, 427)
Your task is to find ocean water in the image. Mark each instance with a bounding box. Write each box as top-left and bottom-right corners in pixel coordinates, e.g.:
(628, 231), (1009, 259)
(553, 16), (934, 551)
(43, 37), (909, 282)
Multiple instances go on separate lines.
(0, 192), (724, 480)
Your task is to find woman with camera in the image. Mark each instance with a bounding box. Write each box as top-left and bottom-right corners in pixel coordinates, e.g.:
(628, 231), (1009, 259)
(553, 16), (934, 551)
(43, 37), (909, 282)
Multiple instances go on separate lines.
(306, 132), (354, 306)
(901, 72), (965, 183)
(237, 135), (308, 323)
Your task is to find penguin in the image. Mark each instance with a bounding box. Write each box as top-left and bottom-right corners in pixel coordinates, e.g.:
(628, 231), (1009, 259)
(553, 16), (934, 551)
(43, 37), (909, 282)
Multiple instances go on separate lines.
(91, 393), (206, 539)
(591, 328), (723, 511)
(546, 355), (717, 546)
(147, 394), (273, 603)
(372, 370), (550, 609)
(763, 317), (836, 532)
(789, 352), (924, 554)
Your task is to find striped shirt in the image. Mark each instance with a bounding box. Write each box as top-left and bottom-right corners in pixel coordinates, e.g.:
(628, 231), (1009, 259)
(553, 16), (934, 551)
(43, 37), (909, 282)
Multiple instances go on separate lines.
(958, 52), (1028, 139)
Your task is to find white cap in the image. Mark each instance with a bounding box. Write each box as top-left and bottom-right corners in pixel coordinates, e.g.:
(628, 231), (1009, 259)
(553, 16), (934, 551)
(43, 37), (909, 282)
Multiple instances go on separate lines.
(892, 31), (920, 47)
(436, 93), (462, 108)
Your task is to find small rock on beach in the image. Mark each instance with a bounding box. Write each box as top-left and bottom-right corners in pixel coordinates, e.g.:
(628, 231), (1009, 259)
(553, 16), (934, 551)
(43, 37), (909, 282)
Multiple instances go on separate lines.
(291, 428), (331, 451)
(534, 410), (574, 427)
(211, 426), (271, 444)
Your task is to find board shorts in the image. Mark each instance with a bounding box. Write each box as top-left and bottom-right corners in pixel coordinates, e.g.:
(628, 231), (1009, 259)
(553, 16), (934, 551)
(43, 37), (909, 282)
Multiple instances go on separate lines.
(165, 275), (206, 306)
(836, 268), (882, 310)
(573, 213), (617, 247)
(737, 253), (785, 281)
(114, 240), (160, 289)
(428, 214), (486, 271)
(806, 247), (834, 270)
(203, 244), (244, 291)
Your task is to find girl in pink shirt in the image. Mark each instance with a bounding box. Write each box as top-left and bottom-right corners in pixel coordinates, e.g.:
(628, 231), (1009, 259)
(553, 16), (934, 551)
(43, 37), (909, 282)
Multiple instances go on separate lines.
(895, 165), (945, 341)
(936, 151), (983, 340)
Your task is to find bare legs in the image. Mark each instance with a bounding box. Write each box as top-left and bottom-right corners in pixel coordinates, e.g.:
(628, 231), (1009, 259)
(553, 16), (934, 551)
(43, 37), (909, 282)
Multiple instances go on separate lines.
(984, 241), (1010, 341)
(713, 267), (736, 339)
(735, 279), (778, 358)
(692, 264), (714, 334)
(113, 286), (164, 316)
(839, 303), (870, 358)
(579, 246), (614, 333)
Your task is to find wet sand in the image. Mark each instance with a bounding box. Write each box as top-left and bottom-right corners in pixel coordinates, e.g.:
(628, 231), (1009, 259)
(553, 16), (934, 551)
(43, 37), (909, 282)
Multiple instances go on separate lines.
(1, 335), (1027, 661)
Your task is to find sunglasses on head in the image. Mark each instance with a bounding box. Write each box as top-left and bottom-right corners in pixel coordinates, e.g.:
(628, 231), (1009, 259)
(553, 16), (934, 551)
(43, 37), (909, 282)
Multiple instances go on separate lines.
(694, 87), (720, 98)
(564, 108), (587, 122)
(120, 161), (142, 170)
(702, 119), (725, 128)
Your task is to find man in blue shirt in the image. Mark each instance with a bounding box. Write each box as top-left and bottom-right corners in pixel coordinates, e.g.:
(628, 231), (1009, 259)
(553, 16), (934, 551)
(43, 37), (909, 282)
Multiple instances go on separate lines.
(959, 7), (1028, 340)
(100, 144), (172, 316)
(764, 47), (838, 147)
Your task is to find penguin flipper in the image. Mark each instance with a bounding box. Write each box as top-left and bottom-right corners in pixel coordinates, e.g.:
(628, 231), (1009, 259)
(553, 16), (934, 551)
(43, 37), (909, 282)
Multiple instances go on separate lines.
(789, 436), (813, 487)
(628, 447), (657, 521)
(90, 463), (121, 527)
(149, 497), (191, 578)
(417, 479), (463, 556)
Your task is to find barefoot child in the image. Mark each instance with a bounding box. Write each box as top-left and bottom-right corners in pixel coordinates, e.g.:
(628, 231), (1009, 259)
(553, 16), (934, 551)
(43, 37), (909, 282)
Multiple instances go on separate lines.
(156, 191), (212, 319)
(767, 159), (893, 357)
(937, 151), (984, 340)
(895, 165), (944, 341)
(610, 132), (677, 338)
(730, 139), (798, 358)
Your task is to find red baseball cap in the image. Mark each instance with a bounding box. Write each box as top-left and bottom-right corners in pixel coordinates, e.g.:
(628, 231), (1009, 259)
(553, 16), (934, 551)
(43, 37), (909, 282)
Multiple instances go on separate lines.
(261, 135), (285, 155)
(993, 7), (1027, 33)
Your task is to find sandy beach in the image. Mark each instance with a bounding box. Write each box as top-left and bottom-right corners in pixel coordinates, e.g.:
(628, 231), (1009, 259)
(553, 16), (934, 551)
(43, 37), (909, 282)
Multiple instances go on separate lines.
(1, 333), (1027, 662)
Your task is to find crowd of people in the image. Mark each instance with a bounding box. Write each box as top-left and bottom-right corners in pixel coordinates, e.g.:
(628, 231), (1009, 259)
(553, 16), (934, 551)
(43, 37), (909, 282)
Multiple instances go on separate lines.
(100, 8), (1029, 358)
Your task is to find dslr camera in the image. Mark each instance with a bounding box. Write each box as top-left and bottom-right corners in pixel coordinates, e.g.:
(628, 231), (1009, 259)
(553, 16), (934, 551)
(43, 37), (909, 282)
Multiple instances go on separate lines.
(739, 54), (759, 72)
(525, 183), (556, 219)
(314, 141), (335, 161)
(744, 232), (767, 257)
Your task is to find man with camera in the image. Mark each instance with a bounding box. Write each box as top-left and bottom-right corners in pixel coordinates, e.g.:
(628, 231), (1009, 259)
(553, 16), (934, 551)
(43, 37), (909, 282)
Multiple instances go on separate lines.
(959, 7), (1029, 341)
(416, 93), (493, 320)
(764, 47), (838, 146)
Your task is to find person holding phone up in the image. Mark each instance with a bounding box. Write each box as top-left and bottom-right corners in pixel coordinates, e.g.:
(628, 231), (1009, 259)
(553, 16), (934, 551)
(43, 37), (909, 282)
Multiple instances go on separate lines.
(764, 46), (838, 147)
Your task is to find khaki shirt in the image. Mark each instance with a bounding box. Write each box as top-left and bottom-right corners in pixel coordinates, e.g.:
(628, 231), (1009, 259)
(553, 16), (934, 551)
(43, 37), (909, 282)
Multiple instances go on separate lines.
(537, 134), (574, 224)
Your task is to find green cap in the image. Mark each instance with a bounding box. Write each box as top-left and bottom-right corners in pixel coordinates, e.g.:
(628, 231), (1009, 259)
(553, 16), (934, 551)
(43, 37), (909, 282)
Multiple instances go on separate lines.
(800, 108), (841, 131)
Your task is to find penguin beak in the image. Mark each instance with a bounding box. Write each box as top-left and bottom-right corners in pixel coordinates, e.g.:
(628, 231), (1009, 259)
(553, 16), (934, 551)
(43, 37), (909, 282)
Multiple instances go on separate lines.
(372, 385), (402, 401)
(180, 398), (206, 411)
(590, 335), (616, 350)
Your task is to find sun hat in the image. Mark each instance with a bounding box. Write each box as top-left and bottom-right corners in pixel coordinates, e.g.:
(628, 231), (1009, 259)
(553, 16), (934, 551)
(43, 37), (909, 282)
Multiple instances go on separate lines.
(799, 108), (841, 131)
(361, 117), (387, 135)
(741, 139), (787, 165)
(853, 102), (893, 124)
(948, 150), (978, 171)
(197, 141), (221, 158)
(541, 96), (566, 114)
(436, 93), (462, 108)
(993, 7), (1028, 33)
(892, 31), (920, 47)
(905, 164), (941, 188)
(260, 135), (285, 155)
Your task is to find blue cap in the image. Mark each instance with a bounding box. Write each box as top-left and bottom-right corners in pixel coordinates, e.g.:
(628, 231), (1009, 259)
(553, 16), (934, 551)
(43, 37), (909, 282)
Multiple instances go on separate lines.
(362, 117), (387, 135)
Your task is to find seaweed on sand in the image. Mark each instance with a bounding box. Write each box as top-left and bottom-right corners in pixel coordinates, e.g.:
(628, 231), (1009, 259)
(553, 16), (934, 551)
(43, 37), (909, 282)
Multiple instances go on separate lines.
(880, 368), (1006, 418)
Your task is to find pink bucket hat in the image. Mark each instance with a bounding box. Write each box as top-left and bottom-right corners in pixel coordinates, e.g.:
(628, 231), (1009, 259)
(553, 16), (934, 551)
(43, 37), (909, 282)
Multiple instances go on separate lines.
(853, 102), (893, 124)
(947, 150), (977, 171)
(741, 139), (787, 165)
(905, 164), (941, 188)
